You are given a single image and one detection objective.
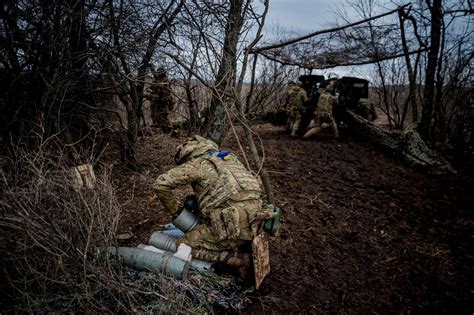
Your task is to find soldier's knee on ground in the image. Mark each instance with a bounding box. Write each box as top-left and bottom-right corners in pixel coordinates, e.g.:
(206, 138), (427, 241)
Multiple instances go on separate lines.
(333, 125), (339, 138)
(213, 250), (252, 283)
(304, 126), (321, 138)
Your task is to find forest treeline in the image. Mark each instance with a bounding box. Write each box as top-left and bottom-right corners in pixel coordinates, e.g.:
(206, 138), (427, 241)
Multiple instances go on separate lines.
(0, 1), (471, 167)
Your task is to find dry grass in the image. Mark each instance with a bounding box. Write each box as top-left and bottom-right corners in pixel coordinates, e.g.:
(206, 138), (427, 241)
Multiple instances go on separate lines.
(0, 139), (244, 313)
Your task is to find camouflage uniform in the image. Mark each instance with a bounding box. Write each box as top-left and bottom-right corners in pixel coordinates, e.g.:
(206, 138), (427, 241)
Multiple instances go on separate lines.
(285, 83), (309, 137)
(147, 68), (174, 132)
(304, 91), (339, 139)
(356, 100), (378, 121)
(154, 136), (273, 263)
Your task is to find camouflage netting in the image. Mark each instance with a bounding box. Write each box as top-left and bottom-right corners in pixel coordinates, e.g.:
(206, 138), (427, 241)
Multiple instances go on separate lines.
(259, 25), (405, 70)
(344, 110), (455, 175)
(253, 5), (424, 70)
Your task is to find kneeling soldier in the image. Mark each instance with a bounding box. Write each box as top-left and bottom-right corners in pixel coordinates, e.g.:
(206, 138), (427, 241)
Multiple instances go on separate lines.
(304, 86), (339, 139)
(153, 135), (275, 281)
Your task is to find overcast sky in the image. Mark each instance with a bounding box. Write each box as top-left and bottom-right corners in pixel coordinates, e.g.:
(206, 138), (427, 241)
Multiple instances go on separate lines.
(251, 0), (471, 81)
(264, 0), (346, 33)
(260, 0), (370, 78)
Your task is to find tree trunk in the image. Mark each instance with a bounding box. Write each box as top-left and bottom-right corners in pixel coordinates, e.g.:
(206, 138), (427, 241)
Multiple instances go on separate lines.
(398, 8), (418, 124)
(204, 0), (245, 144)
(67, 0), (92, 144)
(420, 0), (442, 142)
(107, 0), (183, 168)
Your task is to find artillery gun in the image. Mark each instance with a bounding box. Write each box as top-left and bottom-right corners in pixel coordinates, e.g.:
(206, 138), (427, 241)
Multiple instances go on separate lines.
(331, 76), (377, 122)
(270, 75), (376, 133)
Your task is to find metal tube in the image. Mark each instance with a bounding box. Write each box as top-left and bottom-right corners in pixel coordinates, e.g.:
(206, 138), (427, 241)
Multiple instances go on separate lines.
(164, 223), (177, 230)
(148, 232), (177, 252)
(103, 247), (189, 280)
(162, 229), (185, 238)
(172, 208), (199, 232)
(139, 244), (214, 274)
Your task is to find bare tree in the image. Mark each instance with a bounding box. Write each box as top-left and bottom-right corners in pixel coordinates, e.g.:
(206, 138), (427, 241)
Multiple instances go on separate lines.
(104, 0), (184, 167)
(420, 0), (443, 141)
(202, 0), (248, 144)
(0, 0), (95, 152)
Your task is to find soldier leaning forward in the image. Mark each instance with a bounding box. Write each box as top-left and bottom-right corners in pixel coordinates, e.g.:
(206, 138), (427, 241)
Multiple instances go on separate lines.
(304, 87), (339, 139)
(153, 136), (275, 279)
(285, 82), (309, 137)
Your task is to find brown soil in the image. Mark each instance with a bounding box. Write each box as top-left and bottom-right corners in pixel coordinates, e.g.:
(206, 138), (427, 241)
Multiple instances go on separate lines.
(115, 124), (473, 314)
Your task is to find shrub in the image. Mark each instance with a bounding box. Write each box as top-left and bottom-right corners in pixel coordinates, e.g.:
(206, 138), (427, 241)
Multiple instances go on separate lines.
(0, 141), (245, 313)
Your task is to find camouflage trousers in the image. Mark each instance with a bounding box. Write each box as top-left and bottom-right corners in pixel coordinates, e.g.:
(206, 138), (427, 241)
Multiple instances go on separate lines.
(176, 200), (261, 262)
(176, 225), (248, 262)
(151, 109), (172, 133)
(304, 113), (339, 139)
(289, 111), (303, 137)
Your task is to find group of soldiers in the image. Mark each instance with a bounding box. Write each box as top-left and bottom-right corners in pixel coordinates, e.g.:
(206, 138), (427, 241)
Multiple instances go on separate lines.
(284, 76), (378, 139)
(142, 74), (377, 288)
(285, 79), (340, 139)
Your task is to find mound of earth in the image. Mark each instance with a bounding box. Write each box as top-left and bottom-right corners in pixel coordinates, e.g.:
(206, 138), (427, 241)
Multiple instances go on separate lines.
(114, 124), (473, 314)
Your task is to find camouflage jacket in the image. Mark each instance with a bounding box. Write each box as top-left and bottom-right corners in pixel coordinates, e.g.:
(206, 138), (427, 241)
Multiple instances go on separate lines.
(154, 151), (262, 217)
(315, 92), (338, 116)
(285, 85), (309, 114)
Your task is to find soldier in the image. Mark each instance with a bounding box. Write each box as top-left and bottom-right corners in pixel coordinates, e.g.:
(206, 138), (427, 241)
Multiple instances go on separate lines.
(303, 85), (339, 139)
(146, 68), (174, 132)
(356, 99), (378, 122)
(153, 135), (275, 280)
(284, 81), (309, 137)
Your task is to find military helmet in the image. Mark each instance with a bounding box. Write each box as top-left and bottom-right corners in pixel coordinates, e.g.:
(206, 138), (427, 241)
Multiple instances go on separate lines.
(324, 85), (335, 93)
(174, 135), (219, 165)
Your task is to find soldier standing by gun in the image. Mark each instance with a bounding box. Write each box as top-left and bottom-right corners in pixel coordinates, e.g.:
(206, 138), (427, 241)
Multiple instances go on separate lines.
(284, 81), (309, 137)
(304, 83), (340, 139)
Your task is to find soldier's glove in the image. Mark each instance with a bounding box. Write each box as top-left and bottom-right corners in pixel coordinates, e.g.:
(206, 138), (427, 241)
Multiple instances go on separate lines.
(183, 195), (199, 215)
(171, 195), (200, 233)
(260, 204), (282, 236)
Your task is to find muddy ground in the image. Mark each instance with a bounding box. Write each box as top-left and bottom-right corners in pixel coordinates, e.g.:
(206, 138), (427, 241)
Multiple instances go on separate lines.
(115, 124), (473, 314)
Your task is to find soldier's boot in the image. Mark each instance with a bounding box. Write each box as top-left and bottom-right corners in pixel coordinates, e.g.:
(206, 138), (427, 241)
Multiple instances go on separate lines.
(333, 126), (339, 139)
(331, 118), (339, 139)
(235, 252), (252, 283)
(223, 251), (252, 283)
(291, 119), (301, 137)
(210, 250), (251, 282)
(192, 249), (252, 282)
(303, 126), (321, 139)
(290, 123), (298, 137)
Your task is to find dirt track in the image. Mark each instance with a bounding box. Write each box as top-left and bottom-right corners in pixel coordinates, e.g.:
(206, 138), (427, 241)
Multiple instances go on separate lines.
(116, 124), (473, 314)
